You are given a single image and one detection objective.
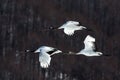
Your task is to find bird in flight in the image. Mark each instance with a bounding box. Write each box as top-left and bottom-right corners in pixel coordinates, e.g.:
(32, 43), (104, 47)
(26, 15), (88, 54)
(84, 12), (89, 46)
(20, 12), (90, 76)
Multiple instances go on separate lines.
(77, 35), (103, 56)
(58, 21), (87, 36)
(34, 46), (62, 68)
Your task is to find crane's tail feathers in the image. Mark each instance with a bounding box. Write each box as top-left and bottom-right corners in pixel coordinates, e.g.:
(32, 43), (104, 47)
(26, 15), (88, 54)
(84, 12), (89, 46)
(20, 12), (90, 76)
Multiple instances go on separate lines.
(83, 27), (87, 29)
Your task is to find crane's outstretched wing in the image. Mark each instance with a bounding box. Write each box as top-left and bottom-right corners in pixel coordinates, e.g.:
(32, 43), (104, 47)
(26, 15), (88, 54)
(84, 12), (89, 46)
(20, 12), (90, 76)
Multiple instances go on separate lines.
(66, 21), (79, 26)
(39, 51), (51, 68)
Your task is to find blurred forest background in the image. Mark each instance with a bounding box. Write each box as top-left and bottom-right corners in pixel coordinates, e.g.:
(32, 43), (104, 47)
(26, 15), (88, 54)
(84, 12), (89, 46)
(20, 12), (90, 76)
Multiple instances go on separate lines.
(0, 0), (120, 80)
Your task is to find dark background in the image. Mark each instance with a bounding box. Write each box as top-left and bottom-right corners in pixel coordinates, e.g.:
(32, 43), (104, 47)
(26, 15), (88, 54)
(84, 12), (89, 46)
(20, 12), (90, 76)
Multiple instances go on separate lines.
(0, 0), (120, 80)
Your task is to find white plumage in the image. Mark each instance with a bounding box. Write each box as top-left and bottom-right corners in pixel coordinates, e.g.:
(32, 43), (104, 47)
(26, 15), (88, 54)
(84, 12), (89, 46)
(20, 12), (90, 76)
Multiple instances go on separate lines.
(34, 46), (62, 68)
(77, 35), (103, 56)
(58, 21), (86, 36)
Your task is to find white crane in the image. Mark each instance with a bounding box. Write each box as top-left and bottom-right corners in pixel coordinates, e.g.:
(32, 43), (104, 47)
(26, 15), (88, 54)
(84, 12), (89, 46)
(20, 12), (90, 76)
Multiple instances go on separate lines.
(34, 46), (62, 68)
(77, 35), (103, 56)
(58, 21), (86, 36)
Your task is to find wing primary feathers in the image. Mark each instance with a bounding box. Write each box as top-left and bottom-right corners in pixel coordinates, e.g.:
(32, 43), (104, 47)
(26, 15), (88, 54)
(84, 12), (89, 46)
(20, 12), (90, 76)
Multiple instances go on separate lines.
(47, 48), (57, 55)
